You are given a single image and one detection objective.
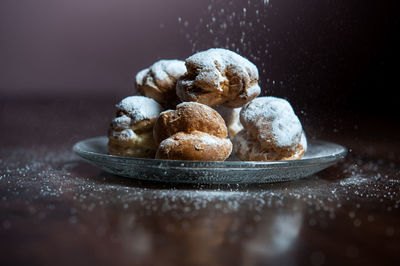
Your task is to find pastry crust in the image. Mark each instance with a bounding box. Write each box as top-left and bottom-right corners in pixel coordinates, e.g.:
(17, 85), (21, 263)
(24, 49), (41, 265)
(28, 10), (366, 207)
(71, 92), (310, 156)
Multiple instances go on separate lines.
(176, 48), (260, 108)
(153, 102), (232, 161)
(153, 102), (228, 144)
(234, 97), (307, 161)
(136, 59), (186, 108)
(233, 130), (306, 161)
(108, 96), (163, 158)
(156, 131), (232, 161)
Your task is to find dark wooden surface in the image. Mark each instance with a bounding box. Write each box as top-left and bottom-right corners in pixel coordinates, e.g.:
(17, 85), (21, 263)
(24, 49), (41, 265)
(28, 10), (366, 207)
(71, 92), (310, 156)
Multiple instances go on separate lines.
(1, 97), (400, 266)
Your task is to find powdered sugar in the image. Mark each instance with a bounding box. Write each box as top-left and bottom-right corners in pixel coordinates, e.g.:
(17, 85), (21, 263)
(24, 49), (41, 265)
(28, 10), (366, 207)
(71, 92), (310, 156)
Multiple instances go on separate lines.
(340, 175), (370, 186)
(112, 115), (131, 128)
(109, 128), (137, 141)
(233, 131), (253, 156)
(176, 48), (260, 108)
(176, 101), (205, 109)
(194, 132), (229, 145)
(187, 48), (259, 79)
(160, 131), (229, 149)
(135, 68), (150, 86)
(181, 48), (260, 103)
(300, 131), (307, 151)
(2, 144), (399, 251)
(116, 96), (162, 124)
(151, 60), (186, 81)
(119, 129), (136, 141)
(245, 84), (262, 98)
(136, 60), (186, 87)
(215, 106), (243, 138)
(241, 97), (302, 148)
(158, 137), (176, 148)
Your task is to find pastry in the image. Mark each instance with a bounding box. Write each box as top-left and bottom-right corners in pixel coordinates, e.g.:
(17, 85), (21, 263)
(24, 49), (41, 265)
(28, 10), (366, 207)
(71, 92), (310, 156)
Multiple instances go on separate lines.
(153, 102), (232, 161)
(233, 97), (307, 161)
(156, 131), (232, 161)
(176, 48), (261, 108)
(135, 59), (186, 108)
(234, 130), (307, 161)
(214, 106), (243, 140)
(108, 96), (163, 158)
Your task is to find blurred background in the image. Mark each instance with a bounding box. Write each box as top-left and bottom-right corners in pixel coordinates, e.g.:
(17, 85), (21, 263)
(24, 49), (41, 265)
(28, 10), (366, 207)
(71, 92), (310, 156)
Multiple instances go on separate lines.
(0, 0), (399, 148)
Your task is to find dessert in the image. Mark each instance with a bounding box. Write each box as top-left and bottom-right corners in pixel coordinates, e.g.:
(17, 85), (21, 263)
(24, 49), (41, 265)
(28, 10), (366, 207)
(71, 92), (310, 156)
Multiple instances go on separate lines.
(135, 59), (186, 108)
(154, 102), (232, 161)
(176, 48), (261, 108)
(107, 48), (310, 163)
(156, 131), (233, 161)
(233, 97), (307, 161)
(108, 96), (163, 158)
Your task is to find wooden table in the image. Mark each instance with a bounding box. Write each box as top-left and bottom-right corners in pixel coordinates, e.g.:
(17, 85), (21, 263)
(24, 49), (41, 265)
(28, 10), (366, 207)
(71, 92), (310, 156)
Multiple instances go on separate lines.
(1, 97), (399, 266)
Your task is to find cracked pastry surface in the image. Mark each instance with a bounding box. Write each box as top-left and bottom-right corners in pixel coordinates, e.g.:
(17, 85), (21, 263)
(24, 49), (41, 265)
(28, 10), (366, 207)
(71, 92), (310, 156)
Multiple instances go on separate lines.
(233, 96), (307, 161)
(156, 131), (232, 161)
(176, 48), (261, 108)
(136, 59), (186, 108)
(108, 96), (163, 158)
(154, 102), (232, 161)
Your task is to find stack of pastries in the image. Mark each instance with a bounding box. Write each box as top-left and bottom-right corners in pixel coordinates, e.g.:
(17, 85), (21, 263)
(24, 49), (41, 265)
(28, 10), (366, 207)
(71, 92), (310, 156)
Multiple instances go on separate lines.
(108, 48), (307, 161)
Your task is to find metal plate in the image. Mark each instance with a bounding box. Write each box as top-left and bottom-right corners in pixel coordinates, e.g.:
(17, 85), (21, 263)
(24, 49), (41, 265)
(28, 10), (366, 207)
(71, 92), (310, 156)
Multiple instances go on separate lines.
(73, 136), (347, 184)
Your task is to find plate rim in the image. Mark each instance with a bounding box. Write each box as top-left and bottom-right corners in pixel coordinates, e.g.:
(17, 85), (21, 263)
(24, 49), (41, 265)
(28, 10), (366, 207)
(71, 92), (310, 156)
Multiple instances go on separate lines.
(72, 136), (347, 168)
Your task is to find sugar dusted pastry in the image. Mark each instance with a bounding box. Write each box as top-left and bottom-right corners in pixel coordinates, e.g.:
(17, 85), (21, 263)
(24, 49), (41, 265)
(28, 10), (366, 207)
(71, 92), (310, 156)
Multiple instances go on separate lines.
(135, 59), (186, 108)
(176, 48), (260, 108)
(154, 102), (232, 161)
(156, 131), (233, 161)
(233, 97), (307, 161)
(214, 106), (243, 140)
(234, 130), (307, 161)
(108, 96), (163, 158)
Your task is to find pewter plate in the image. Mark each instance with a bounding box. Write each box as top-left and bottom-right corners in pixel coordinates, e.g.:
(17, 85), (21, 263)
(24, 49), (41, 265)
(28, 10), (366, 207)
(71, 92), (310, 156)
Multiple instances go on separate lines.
(73, 136), (346, 184)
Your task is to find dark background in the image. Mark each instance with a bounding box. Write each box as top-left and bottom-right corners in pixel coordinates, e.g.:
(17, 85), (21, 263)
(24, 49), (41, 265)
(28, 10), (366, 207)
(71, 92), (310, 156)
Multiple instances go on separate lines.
(1, 0), (399, 143)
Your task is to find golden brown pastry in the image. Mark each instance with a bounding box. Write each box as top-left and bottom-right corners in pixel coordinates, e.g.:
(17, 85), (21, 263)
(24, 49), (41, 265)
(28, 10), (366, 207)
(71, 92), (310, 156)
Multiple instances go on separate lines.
(135, 59), (186, 108)
(176, 48), (260, 108)
(154, 102), (233, 161)
(108, 96), (163, 158)
(153, 102), (227, 144)
(233, 97), (307, 161)
(156, 131), (232, 161)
